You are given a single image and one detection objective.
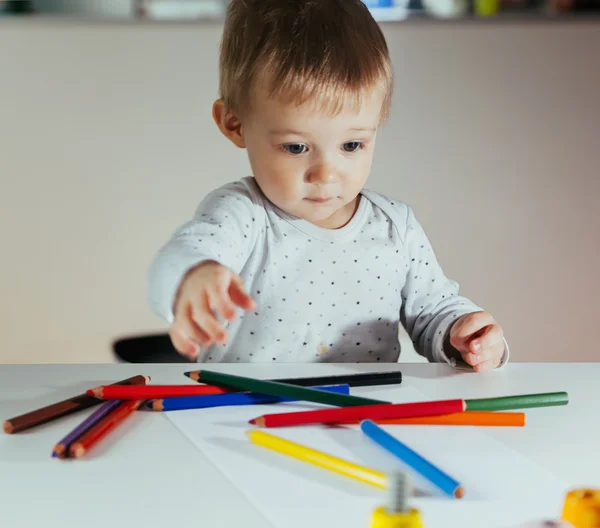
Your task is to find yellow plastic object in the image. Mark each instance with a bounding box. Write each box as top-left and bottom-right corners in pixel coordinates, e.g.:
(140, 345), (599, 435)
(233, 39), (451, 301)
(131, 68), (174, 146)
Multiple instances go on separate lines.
(474, 0), (499, 16)
(561, 489), (600, 527)
(370, 506), (423, 528)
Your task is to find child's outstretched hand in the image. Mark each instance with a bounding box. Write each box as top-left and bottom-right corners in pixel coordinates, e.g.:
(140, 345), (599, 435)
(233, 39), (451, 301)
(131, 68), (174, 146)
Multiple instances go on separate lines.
(169, 261), (256, 360)
(449, 311), (505, 372)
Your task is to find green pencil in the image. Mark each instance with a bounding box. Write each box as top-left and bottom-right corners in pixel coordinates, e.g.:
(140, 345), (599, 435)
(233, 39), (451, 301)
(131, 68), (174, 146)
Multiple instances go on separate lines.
(190, 370), (388, 408)
(465, 392), (568, 412)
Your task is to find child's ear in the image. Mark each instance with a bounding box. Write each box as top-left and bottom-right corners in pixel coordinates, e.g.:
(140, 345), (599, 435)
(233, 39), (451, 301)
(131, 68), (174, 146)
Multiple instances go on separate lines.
(212, 99), (245, 149)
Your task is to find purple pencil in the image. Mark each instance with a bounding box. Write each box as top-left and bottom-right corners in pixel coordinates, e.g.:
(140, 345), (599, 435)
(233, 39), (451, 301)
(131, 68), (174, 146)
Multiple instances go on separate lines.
(51, 399), (122, 458)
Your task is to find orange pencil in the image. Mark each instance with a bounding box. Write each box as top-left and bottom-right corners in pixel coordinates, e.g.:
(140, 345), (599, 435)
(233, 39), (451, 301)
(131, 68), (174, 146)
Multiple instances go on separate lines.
(338, 411), (525, 427)
(69, 400), (140, 458)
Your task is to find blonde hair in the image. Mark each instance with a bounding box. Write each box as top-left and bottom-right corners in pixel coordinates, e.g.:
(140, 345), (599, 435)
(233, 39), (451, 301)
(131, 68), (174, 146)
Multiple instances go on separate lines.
(218, 0), (394, 120)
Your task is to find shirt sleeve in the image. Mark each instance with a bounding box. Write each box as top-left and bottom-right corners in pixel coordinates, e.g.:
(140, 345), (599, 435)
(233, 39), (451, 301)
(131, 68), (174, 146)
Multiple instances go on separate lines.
(146, 180), (262, 323)
(399, 206), (509, 369)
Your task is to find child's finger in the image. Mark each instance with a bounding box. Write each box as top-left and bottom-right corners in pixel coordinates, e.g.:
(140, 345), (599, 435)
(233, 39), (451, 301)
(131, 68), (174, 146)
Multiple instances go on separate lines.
(207, 284), (237, 322)
(229, 275), (256, 310)
(449, 316), (472, 351)
(473, 358), (498, 373)
(468, 324), (503, 355)
(180, 307), (214, 345)
(452, 311), (494, 341)
(449, 329), (470, 354)
(191, 293), (228, 345)
(169, 324), (204, 360)
(463, 343), (505, 369)
(462, 349), (492, 366)
(173, 298), (209, 347)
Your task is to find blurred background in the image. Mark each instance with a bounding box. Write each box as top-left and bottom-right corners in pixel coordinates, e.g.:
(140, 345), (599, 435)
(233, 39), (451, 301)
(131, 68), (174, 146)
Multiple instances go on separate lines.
(2, 0), (600, 18)
(0, 0), (598, 364)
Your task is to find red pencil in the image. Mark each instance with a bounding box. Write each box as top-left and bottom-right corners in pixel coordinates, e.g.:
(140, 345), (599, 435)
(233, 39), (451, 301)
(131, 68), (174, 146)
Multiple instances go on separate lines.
(69, 400), (141, 457)
(86, 384), (234, 400)
(249, 399), (466, 428)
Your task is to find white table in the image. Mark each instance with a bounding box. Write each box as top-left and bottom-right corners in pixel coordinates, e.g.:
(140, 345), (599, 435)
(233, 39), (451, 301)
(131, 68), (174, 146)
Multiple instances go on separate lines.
(1, 362), (598, 528)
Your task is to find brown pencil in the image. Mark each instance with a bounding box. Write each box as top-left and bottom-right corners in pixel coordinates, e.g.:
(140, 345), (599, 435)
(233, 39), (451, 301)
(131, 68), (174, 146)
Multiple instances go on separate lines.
(3, 374), (149, 434)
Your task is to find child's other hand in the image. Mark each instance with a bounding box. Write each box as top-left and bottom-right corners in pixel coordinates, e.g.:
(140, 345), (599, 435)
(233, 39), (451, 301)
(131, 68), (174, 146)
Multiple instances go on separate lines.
(169, 261), (256, 360)
(449, 311), (505, 372)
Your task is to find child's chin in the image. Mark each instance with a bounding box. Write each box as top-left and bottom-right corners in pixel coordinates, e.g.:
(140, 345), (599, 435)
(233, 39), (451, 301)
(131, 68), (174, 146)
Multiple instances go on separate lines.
(301, 210), (333, 222)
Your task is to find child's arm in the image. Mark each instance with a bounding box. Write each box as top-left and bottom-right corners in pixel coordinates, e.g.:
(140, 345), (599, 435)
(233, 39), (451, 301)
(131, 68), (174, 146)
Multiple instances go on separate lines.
(147, 181), (261, 325)
(399, 207), (508, 370)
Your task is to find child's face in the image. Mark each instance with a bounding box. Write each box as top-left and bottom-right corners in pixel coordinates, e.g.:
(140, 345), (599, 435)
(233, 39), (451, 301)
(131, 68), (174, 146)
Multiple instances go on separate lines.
(241, 86), (384, 229)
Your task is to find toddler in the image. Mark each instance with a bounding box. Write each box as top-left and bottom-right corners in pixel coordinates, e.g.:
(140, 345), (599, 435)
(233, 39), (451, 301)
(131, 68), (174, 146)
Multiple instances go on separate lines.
(147, 0), (508, 371)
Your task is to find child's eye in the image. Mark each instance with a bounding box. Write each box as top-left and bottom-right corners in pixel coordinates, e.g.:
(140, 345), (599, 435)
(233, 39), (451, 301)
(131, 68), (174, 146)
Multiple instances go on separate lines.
(342, 141), (363, 153)
(281, 144), (308, 155)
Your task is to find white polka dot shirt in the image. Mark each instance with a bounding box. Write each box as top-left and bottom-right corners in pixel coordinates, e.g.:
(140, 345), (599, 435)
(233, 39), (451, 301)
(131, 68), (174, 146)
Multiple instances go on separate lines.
(147, 177), (508, 367)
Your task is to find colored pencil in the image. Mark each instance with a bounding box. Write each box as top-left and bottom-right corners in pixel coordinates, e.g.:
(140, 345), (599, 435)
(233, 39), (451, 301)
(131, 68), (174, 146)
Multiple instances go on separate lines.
(69, 400), (141, 458)
(465, 392), (568, 411)
(52, 400), (122, 458)
(360, 420), (465, 499)
(87, 384), (235, 400)
(149, 384), (351, 411)
(249, 399), (465, 428)
(190, 370), (387, 408)
(3, 374), (149, 434)
(185, 369), (403, 388)
(246, 429), (387, 489)
(339, 411), (525, 427)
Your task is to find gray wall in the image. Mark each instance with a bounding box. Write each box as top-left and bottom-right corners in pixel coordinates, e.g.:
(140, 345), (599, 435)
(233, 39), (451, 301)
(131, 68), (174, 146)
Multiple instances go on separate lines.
(1, 19), (598, 363)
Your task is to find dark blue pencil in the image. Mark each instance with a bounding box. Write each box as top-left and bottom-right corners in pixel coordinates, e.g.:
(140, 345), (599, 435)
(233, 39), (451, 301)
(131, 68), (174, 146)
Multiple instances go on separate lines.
(147, 384), (351, 411)
(360, 419), (465, 499)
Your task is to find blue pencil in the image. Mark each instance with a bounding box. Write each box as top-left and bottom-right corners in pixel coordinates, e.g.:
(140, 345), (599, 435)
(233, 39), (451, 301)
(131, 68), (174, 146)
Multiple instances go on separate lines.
(148, 384), (351, 411)
(360, 419), (465, 498)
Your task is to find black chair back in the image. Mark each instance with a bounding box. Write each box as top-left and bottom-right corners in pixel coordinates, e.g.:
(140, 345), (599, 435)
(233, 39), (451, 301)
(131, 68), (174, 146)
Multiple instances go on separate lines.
(112, 333), (194, 363)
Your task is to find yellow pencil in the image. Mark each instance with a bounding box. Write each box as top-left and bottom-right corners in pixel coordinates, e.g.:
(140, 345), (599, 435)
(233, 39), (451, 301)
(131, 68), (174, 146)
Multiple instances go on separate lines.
(245, 429), (387, 489)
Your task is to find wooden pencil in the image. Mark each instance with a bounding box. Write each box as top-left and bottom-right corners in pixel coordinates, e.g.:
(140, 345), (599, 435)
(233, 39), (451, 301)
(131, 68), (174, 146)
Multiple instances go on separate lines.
(185, 369), (403, 388)
(87, 384), (235, 400)
(249, 399), (465, 428)
(246, 429), (387, 489)
(190, 369), (387, 408)
(360, 419), (465, 498)
(338, 411), (525, 427)
(3, 374), (149, 434)
(149, 384), (350, 411)
(69, 400), (141, 458)
(52, 400), (122, 458)
(465, 392), (568, 411)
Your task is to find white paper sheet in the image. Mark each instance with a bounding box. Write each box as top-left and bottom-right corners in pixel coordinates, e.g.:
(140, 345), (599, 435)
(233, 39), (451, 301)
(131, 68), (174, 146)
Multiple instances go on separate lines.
(165, 385), (570, 528)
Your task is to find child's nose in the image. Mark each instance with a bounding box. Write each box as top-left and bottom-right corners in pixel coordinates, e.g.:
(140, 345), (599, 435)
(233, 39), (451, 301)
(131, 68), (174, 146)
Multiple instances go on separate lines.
(306, 163), (339, 184)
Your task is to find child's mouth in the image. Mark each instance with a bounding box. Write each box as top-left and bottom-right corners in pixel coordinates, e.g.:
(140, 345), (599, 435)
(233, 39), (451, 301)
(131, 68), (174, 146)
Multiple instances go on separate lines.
(305, 197), (333, 204)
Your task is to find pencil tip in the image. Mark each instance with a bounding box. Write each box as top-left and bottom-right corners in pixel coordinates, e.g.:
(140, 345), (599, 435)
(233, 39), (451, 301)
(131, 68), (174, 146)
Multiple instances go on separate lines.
(71, 445), (84, 458)
(88, 388), (104, 399)
(183, 372), (191, 378)
(454, 486), (466, 499)
(248, 419), (256, 425)
(144, 375), (151, 384)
